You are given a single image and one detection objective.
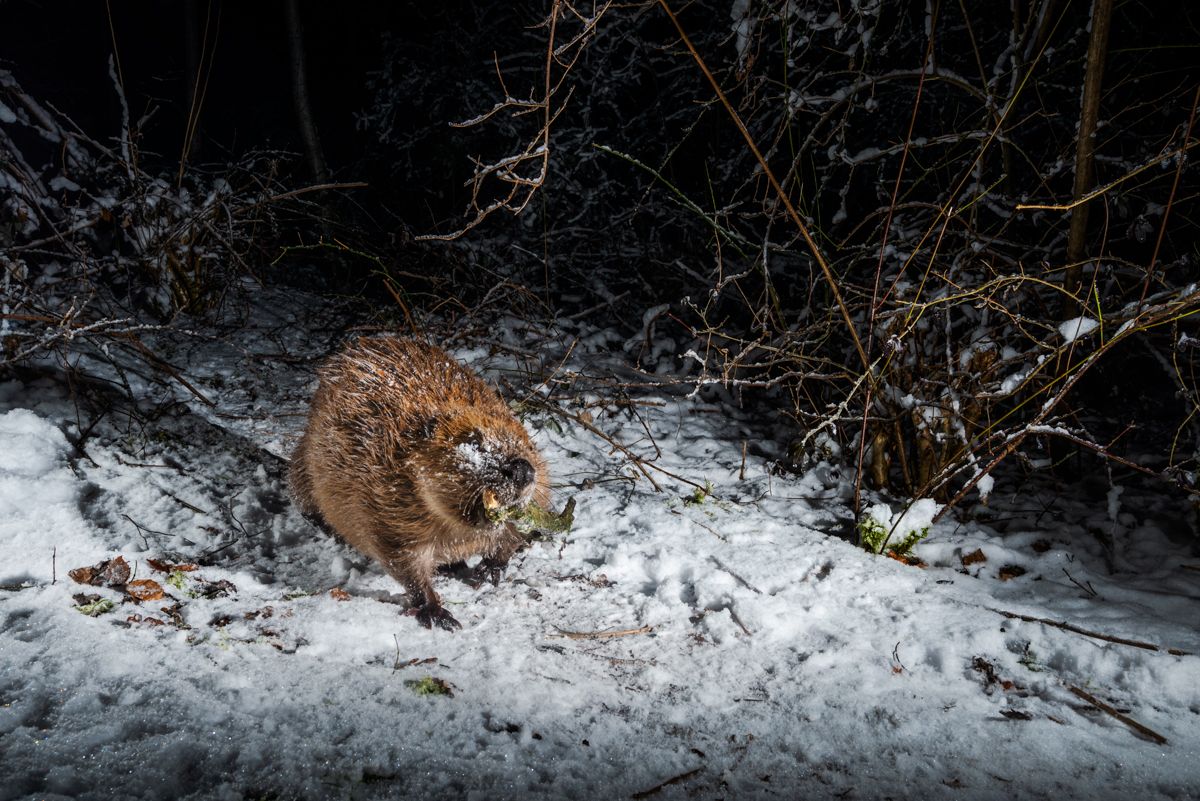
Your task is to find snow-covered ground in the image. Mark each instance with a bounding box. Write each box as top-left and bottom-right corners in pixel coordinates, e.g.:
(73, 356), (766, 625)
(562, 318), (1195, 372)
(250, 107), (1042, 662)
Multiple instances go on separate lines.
(2, 290), (1198, 800)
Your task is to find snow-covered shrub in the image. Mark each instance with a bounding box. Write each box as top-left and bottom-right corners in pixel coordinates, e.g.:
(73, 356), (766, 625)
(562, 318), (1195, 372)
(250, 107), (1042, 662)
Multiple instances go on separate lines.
(362, 0), (1199, 519)
(0, 69), (303, 371)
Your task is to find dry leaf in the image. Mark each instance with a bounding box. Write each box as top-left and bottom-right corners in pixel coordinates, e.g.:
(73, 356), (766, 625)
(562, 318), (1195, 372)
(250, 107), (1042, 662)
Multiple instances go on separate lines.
(99, 556), (131, 586)
(960, 548), (987, 567)
(998, 565), (1027, 581)
(147, 558), (199, 573)
(885, 551), (926, 568)
(126, 579), (165, 602)
(193, 578), (236, 599)
(330, 587), (352, 601)
(69, 556), (130, 587)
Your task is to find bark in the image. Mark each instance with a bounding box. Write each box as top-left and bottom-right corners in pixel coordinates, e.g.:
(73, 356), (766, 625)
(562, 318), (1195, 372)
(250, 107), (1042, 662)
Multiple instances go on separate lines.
(1063, 0), (1114, 301)
(284, 0), (329, 184)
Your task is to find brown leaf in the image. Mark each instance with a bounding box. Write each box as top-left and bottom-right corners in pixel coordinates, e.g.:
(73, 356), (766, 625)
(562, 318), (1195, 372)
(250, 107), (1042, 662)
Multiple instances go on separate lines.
(960, 548), (987, 567)
(159, 602), (188, 629)
(100, 556), (131, 585)
(330, 587), (352, 602)
(194, 578), (236, 599)
(68, 566), (98, 585)
(885, 551), (926, 568)
(998, 565), (1027, 581)
(147, 558), (198, 573)
(126, 579), (165, 602)
(69, 556), (130, 587)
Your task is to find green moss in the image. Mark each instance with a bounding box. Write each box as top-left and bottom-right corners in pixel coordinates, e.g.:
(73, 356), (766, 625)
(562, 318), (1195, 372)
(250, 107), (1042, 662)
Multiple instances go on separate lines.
(75, 598), (115, 617)
(404, 676), (454, 697)
(858, 517), (928, 556)
(683, 480), (715, 507)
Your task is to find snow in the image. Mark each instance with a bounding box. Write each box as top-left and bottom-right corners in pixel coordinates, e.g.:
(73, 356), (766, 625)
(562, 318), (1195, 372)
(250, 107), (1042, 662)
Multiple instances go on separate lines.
(1, 291), (1199, 799)
(863, 497), (942, 541)
(1059, 316), (1100, 343)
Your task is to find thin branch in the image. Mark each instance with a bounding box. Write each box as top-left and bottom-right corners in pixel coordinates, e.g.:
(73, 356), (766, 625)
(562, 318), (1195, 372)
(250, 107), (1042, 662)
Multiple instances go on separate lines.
(552, 625), (654, 640)
(1068, 685), (1168, 745)
(991, 608), (1192, 656)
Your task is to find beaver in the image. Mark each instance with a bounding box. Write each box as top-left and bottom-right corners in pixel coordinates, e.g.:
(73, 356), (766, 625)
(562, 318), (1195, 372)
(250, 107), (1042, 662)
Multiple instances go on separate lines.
(289, 337), (550, 630)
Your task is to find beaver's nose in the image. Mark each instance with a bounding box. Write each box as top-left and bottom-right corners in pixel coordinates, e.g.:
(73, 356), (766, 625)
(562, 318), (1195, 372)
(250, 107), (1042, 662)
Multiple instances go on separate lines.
(501, 457), (535, 489)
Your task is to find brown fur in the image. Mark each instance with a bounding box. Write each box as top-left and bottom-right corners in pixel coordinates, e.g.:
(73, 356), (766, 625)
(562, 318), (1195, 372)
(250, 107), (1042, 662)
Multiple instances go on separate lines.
(289, 337), (550, 628)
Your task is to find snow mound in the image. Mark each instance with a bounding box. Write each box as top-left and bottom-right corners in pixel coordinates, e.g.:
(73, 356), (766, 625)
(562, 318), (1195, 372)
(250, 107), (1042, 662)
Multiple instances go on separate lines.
(0, 410), (81, 568)
(1059, 316), (1099, 343)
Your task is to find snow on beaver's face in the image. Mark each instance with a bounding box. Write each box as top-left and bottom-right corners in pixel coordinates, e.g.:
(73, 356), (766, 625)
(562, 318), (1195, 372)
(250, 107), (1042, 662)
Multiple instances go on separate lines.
(408, 408), (544, 531)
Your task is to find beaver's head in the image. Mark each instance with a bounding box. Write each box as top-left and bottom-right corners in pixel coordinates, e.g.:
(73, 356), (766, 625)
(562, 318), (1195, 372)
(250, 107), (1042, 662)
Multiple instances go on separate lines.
(409, 408), (547, 532)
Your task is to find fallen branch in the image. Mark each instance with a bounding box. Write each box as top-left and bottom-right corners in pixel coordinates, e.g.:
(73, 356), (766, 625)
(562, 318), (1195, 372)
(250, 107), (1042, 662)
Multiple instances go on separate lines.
(991, 609), (1191, 656)
(552, 624), (654, 640)
(1068, 685), (1168, 746)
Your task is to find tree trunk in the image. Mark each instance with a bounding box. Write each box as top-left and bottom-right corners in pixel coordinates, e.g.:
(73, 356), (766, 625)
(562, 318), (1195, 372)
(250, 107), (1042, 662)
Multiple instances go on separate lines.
(1062, 0), (1114, 302)
(284, 0), (329, 184)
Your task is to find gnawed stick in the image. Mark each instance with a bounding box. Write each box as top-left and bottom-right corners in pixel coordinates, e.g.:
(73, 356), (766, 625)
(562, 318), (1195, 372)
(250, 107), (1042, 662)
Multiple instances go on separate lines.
(1068, 685), (1168, 746)
(991, 609), (1192, 656)
(552, 625), (654, 640)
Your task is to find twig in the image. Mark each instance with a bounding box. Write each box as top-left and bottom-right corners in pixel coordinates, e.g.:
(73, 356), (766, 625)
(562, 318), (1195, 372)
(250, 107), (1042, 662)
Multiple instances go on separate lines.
(708, 556), (761, 594)
(1015, 138), (1200, 212)
(1140, 84), (1200, 307)
(1061, 568), (1098, 598)
(552, 624), (654, 640)
(1068, 685), (1168, 746)
(670, 509), (727, 541)
(631, 766), (703, 799)
(122, 514), (170, 548)
(991, 609), (1191, 655)
(728, 609), (753, 637)
(530, 398), (710, 494)
(264, 181), (368, 204)
(656, 0), (869, 373)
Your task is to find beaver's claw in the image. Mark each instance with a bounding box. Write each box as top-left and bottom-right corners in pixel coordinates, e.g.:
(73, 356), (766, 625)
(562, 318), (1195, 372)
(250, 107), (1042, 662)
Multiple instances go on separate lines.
(409, 603), (461, 631)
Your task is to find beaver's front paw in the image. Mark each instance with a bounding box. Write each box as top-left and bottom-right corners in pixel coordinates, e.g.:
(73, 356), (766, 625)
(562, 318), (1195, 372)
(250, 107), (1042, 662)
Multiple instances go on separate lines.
(408, 603), (462, 631)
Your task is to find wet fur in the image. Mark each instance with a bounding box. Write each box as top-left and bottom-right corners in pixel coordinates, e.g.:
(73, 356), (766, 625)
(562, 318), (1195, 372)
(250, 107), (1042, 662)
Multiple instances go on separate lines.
(289, 337), (550, 627)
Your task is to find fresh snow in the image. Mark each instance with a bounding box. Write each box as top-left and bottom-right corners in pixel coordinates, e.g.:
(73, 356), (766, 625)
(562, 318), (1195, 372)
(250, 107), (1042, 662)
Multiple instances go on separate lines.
(1, 290), (1198, 800)
(1059, 316), (1100, 343)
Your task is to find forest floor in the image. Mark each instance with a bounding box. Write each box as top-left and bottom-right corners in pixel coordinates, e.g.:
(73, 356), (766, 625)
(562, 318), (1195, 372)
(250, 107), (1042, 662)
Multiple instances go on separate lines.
(1, 286), (1198, 801)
